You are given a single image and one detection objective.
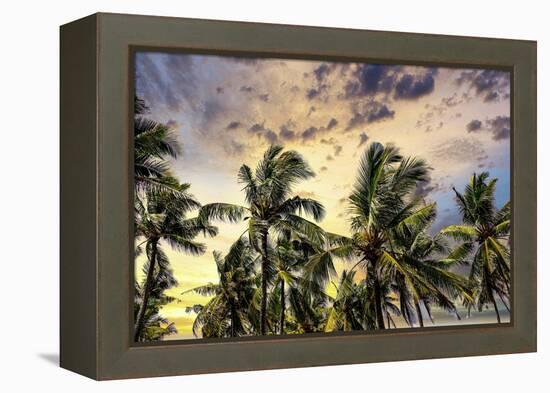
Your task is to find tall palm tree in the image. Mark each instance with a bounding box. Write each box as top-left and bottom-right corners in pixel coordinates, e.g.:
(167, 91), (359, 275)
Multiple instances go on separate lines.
(199, 145), (326, 335)
(388, 203), (473, 327)
(184, 238), (258, 338)
(305, 142), (430, 329)
(133, 186), (218, 341)
(441, 172), (510, 323)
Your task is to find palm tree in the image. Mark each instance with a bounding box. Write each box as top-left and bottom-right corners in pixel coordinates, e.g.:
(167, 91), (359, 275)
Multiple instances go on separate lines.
(324, 270), (370, 331)
(184, 238), (258, 338)
(199, 145), (326, 335)
(133, 185), (218, 341)
(134, 256), (178, 342)
(388, 203), (473, 327)
(305, 142), (431, 329)
(133, 96), (186, 197)
(441, 172), (511, 323)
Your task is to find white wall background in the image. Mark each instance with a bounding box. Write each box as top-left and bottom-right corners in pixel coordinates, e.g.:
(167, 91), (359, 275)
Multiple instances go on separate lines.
(0, 0), (546, 390)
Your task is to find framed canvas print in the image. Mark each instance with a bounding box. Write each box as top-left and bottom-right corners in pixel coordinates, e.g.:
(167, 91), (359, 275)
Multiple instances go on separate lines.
(60, 13), (537, 380)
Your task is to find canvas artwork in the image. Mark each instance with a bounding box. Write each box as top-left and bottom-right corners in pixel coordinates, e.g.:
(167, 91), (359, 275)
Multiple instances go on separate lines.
(132, 51), (511, 342)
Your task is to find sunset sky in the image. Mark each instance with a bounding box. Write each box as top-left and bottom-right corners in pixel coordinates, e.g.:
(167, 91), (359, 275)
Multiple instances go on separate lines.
(134, 51), (511, 339)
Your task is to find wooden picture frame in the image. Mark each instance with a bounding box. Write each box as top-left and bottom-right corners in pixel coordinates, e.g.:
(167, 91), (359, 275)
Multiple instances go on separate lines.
(60, 12), (537, 380)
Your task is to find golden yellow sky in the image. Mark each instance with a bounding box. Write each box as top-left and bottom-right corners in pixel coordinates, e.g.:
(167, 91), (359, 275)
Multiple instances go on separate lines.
(135, 52), (511, 339)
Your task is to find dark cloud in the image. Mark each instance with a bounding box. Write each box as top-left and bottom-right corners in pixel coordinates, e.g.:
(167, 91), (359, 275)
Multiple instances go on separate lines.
(302, 126), (319, 140)
(306, 85), (328, 100)
(320, 137), (337, 145)
(320, 166), (328, 172)
(343, 65), (436, 101)
(394, 71), (436, 100)
(466, 116), (510, 141)
(258, 93), (269, 102)
(346, 102), (395, 130)
(313, 63), (332, 83)
(216, 87), (224, 94)
(486, 116), (511, 140)
(240, 85), (255, 93)
(226, 121), (242, 130)
(358, 132), (369, 147)
(456, 70), (510, 102)
(466, 119), (483, 132)
(326, 118), (338, 130)
(326, 155), (334, 161)
(279, 124), (297, 140)
(248, 122), (278, 143)
(344, 65), (399, 98)
(249, 123), (265, 133)
(264, 129), (278, 143)
(333, 145), (343, 156)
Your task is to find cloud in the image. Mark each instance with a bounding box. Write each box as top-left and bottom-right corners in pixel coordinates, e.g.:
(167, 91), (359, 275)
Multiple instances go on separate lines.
(326, 118), (338, 130)
(299, 118), (340, 142)
(394, 71), (436, 100)
(466, 116), (510, 141)
(432, 138), (486, 163)
(326, 155), (334, 161)
(346, 102), (395, 130)
(223, 140), (246, 156)
(135, 52), (196, 112)
(248, 122), (278, 143)
(320, 137), (338, 145)
(343, 65), (437, 101)
(279, 124), (297, 140)
(319, 166), (328, 172)
(333, 145), (343, 156)
(413, 174), (445, 198)
(466, 119), (483, 132)
(302, 126), (320, 141)
(344, 64), (398, 98)
(456, 70), (510, 102)
(226, 121), (242, 130)
(258, 93), (269, 102)
(240, 85), (255, 93)
(358, 132), (369, 147)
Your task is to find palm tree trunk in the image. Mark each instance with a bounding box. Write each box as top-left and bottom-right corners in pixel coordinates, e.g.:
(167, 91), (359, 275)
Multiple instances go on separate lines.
(372, 270), (386, 330)
(279, 280), (285, 334)
(134, 239), (158, 342)
(490, 292), (501, 323)
(260, 228), (269, 335)
(230, 302), (237, 337)
(415, 300), (424, 328)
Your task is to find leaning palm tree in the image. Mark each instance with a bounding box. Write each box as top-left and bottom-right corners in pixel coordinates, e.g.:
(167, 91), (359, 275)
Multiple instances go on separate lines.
(133, 185), (218, 341)
(305, 142), (431, 329)
(184, 238), (258, 338)
(325, 270), (370, 331)
(134, 259), (179, 342)
(441, 172), (511, 323)
(389, 203), (473, 327)
(199, 145), (326, 335)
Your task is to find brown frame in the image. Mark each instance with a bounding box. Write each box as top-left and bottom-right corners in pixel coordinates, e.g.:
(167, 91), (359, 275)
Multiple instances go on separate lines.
(60, 12), (537, 380)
